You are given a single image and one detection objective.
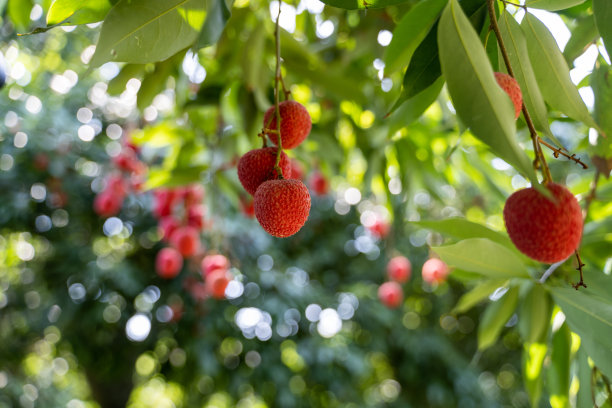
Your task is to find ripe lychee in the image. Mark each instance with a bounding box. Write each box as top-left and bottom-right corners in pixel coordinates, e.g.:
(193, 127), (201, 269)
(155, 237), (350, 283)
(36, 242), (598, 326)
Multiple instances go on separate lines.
(422, 258), (450, 284)
(201, 254), (230, 277)
(93, 192), (122, 217)
(290, 159), (304, 180)
(155, 247), (183, 279)
(503, 182), (583, 263)
(158, 216), (180, 241)
(309, 171), (329, 196)
(254, 179), (311, 238)
(387, 256), (411, 283)
(378, 281), (403, 309)
(368, 219), (390, 239)
(263, 100), (312, 149)
(238, 147), (291, 195)
(169, 226), (202, 257)
(494, 72), (522, 120)
(205, 269), (231, 299)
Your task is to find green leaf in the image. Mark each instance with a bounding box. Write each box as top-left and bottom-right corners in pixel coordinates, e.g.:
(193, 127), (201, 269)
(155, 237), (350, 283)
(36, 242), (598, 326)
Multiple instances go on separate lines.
(318, 0), (409, 10)
(478, 286), (519, 350)
(387, 77), (443, 126)
(523, 342), (547, 407)
(137, 51), (184, 111)
(591, 60), (612, 147)
(383, 0), (447, 75)
(414, 217), (515, 249)
(433, 238), (529, 279)
(107, 63), (145, 95)
(90, 0), (206, 67)
(563, 16), (598, 64)
(194, 0), (231, 50)
(47, 0), (112, 25)
(518, 283), (551, 344)
(437, 0), (538, 184)
(8, 0), (33, 30)
(452, 279), (508, 314)
(547, 322), (571, 408)
(498, 11), (561, 147)
(521, 13), (600, 131)
(525, 0), (585, 11)
(576, 347), (593, 408)
(594, 0), (612, 60)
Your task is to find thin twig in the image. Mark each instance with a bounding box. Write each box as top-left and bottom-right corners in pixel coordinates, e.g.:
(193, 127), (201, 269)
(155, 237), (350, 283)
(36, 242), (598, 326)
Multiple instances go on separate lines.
(500, 0), (525, 8)
(572, 250), (587, 290)
(273, 3), (284, 178)
(538, 138), (588, 169)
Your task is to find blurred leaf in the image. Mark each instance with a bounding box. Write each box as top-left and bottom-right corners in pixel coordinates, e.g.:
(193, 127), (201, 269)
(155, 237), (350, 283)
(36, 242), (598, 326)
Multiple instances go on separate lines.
(137, 51), (185, 111)
(518, 283), (551, 343)
(452, 279), (508, 314)
(523, 342), (547, 407)
(547, 322), (571, 408)
(47, 0), (112, 25)
(384, 0), (447, 75)
(91, 0), (205, 67)
(433, 238), (529, 279)
(591, 59), (612, 155)
(145, 166), (207, 189)
(132, 122), (191, 147)
(318, 0), (409, 10)
(387, 77), (443, 125)
(414, 217), (514, 249)
(438, 0), (538, 185)
(524, 0), (585, 11)
(563, 16), (598, 64)
(521, 12), (600, 132)
(8, 0), (33, 30)
(107, 63), (146, 95)
(594, 0), (612, 59)
(242, 23), (267, 92)
(576, 346), (593, 408)
(194, 0), (231, 50)
(478, 286), (519, 350)
(499, 11), (560, 146)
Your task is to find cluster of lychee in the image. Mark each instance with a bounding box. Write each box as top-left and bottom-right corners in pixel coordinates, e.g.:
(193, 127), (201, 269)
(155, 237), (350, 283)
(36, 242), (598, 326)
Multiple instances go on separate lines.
(494, 72), (583, 264)
(93, 141), (146, 217)
(153, 185), (233, 300)
(378, 256), (450, 309)
(238, 100), (313, 238)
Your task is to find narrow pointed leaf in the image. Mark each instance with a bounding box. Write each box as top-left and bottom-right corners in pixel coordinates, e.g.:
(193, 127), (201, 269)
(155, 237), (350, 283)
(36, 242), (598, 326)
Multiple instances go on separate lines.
(594, 0), (612, 60)
(384, 0), (447, 75)
(319, 0), (409, 10)
(576, 347), (593, 408)
(563, 16), (598, 64)
(47, 0), (112, 25)
(591, 60), (612, 150)
(453, 279), (508, 314)
(478, 286), (519, 350)
(438, 0), (538, 184)
(90, 0), (206, 67)
(523, 342), (547, 406)
(387, 78), (443, 126)
(433, 238), (529, 279)
(521, 13), (600, 131)
(499, 11), (561, 146)
(414, 217), (514, 249)
(194, 0), (231, 50)
(518, 283), (551, 344)
(547, 323), (571, 408)
(525, 0), (585, 11)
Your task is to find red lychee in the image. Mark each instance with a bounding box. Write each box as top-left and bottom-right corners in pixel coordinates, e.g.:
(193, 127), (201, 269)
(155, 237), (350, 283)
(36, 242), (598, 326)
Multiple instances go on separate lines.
(494, 72), (523, 120)
(503, 182), (583, 263)
(309, 171), (329, 196)
(422, 258), (450, 285)
(205, 269), (231, 299)
(289, 159), (304, 180)
(187, 204), (206, 230)
(368, 219), (390, 239)
(238, 147), (291, 196)
(93, 192), (122, 217)
(254, 179), (311, 238)
(263, 100), (312, 149)
(169, 226), (202, 257)
(378, 281), (403, 309)
(240, 196), (255, 218)
(155, 247), (183, 279)
(387, 256), (411, 283)
(158, 216), (180, 241)
(201, 254), (230, 277)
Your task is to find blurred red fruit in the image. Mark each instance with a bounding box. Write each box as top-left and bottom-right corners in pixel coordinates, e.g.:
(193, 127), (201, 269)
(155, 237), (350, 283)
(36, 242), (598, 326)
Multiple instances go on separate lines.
(184, 185), (205, 207)
(93, 192), (122, 217)
(240, 196), (255, 218)
(422, 258), (450, 284)
(159, 216), (180, 241)
(153, 189), (178, 218)
(309, 171), (329, 195)
(155, 247), (183, 279)
(187, 205), (206, 230)
(378, 281), (403, 309)
(106, 174), (128, 198)
(205, 269), (231, 299)
(33, 153), (49, 171)
(290, 159), (304, 180)
(201, 254), (230, 277)
(169, 226), (201, 257)
(368, 219), (390, 239)
(387, 256), (411, 283)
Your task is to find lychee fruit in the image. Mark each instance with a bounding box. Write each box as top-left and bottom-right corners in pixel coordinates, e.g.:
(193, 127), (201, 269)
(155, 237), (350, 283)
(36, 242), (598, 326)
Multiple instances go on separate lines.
(237, 147), (291, 195)
(158, 216), (180, 241)
(240, 196), (255, 218)
(503, 182), (583, 263)
(93, 192), (122, 217)
(169, 226), (202, 257)
(494, 72), (522, 120)
(263, 100), (312, 149)
(368, 219), (390, 239)
(378, 281), (403, 309)
(201, 254), (230, 277)
(205, 269), (231, 299)
(155, 247), (183, 279)
(422, 258), (450, 284)
(289, 159), (304, 180)
(187, 204), (206, 230)
(254, 179), (311, 238)
(309, 171), (329, 195)
(387, 256), (411, 283)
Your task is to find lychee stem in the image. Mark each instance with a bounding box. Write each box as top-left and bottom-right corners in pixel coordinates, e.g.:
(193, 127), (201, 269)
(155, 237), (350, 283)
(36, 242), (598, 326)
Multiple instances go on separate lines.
(487, 0), (552, 183)
(273, 3), (285, 180)
(572, 250), (587, 290)
(537, 137), (588, 169)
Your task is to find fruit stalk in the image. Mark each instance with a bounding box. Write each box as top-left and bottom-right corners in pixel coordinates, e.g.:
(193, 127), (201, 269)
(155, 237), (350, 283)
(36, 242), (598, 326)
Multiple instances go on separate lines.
(487, 0), (552, 183)
(273, 4), (285, 179)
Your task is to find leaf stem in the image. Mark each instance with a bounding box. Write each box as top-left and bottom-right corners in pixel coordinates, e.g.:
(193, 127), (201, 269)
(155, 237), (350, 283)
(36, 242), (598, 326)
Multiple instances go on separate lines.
(537, 138), (588, 169)
(487, 0), (552, 183)
(273, 3), (284, 179)
(572, 250), (586, 290)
